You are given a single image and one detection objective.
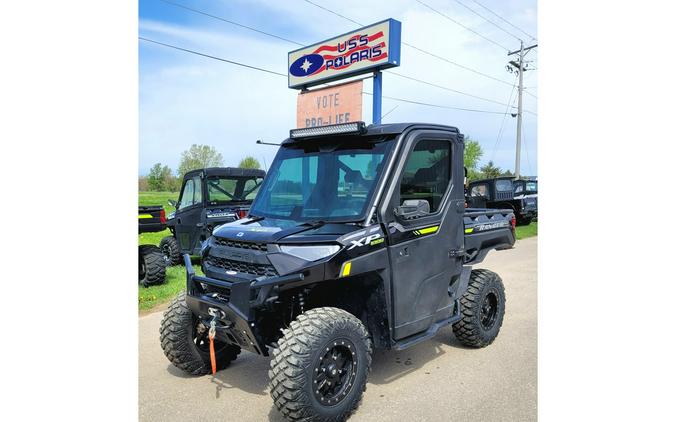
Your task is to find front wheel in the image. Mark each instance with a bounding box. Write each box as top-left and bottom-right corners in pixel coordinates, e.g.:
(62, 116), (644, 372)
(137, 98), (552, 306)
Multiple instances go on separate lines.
(452, 269), (506, 348)
(269, 307), (372, 422)
(159, 292), (241, 375)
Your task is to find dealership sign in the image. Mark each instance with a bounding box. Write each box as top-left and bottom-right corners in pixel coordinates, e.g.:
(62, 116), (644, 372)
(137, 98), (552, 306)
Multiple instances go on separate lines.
(288, 19), (401, 89)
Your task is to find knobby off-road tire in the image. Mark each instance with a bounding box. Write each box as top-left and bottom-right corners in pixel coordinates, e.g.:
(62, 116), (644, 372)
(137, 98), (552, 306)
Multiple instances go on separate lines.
(517, 216), (532, 226)
(452, 269), (506, 348)
(159, 235), (182, 266)
(269, 307), (373, 422)
(139, 245), (166, 287)
(159, 292), (241, 375)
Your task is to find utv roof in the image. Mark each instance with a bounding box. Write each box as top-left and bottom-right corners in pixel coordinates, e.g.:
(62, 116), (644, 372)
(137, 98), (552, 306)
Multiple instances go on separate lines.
(282, 122), (461, 144)
(184, 167), (266, 178)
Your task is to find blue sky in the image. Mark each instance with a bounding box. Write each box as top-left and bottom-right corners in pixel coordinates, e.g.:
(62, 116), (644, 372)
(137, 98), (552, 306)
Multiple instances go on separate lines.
(139, 0), (537, 176)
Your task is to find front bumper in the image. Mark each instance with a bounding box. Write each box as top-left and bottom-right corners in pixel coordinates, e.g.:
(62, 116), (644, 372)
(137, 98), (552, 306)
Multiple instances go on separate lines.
(183, 255), (303, 356)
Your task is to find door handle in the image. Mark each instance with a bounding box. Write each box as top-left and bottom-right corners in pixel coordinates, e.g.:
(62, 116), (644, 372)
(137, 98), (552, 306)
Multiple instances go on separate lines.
(399, 247), (409, 257)
(196, 223), (204, 228)
(177, 218), (181, 224)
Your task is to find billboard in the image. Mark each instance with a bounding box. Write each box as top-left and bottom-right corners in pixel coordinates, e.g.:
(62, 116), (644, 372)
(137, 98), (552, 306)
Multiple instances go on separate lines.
(288, 18), (401, 89)
(296, 80), (363, 128)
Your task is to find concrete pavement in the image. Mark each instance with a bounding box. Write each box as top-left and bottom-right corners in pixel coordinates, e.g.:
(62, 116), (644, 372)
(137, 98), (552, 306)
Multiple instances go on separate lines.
(139, 237), (537, 421)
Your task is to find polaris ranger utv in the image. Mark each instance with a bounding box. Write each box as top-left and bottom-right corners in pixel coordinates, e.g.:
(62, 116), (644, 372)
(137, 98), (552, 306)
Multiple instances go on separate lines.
(160, 122), (515, 421)
(467, 176), (537, 225)
(159, 167), (265, 266)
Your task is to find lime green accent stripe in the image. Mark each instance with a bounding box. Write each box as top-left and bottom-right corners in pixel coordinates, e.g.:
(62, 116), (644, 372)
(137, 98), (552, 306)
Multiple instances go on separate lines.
(138, 214), (153, 219)
(417, 225), (439, 235)
(465, 227), (474, 234)
(370, 238), (384, 245)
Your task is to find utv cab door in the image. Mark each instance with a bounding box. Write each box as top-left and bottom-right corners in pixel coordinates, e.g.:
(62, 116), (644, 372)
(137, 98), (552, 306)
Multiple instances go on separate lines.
(174, 173), (205, 255)
(380, 131), (465, 340)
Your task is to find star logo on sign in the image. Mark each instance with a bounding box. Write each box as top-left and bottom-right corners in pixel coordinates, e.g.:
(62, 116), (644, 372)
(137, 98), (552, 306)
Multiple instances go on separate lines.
(300, 58), (313, 73)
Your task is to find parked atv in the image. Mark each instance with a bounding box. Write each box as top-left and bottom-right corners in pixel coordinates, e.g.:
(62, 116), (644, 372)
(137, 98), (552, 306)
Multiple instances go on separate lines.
(159, 167), (265, 266)
(160, 122), (515, 421)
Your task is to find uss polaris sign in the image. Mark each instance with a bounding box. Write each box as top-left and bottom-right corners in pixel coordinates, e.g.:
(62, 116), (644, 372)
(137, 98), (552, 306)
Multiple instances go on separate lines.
(288, 19), (401, 89)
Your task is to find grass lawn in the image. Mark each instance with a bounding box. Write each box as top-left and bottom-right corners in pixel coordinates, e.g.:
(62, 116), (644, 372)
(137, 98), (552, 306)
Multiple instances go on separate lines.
(515, 221), (538, 240)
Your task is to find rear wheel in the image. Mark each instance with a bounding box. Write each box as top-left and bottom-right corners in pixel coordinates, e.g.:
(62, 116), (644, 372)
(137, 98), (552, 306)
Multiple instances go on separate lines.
(139, 245), (166, 287)
(269, 307), (372, 422)
(159, 235), (182, 266)
(517, 216), (532, 226)
(159, 292), (241, 375)
(452, 269), (506, 348)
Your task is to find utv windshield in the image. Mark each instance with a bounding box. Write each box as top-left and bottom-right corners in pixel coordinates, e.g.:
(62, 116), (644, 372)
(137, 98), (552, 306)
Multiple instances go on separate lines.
(206, 176), (264, 204)
(250, 137), (394, 222)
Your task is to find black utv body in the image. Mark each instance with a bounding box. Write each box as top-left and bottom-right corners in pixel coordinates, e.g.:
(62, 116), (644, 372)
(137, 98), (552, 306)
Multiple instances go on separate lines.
(467, 176), (537, 225)
(159, 167), (265, 266)
(160, 122), (515, 421)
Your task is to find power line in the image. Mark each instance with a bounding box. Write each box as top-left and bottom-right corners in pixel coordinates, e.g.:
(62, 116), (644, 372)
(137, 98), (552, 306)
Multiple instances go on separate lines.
(521, 120), (534, 176)
(469, 0), (537, 41)
(450, 0), (523, 42)
(489, 80), (518, 162)
(302, 0), (361, 25)
(139, 37), (509, 116)
(363, 92), (505, 114)
(138, 37), (287, 76)
(157, 0), (304, 46)
(301, 0), (516, 88)
(386, 71), (515, 107)
(157, 0), (528, 109)
(400, 42), (512, 86)
(416, 0), (510, 51)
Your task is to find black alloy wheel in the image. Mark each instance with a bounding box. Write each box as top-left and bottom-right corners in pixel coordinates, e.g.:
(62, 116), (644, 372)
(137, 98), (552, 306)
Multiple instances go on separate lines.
(312, 339), (358, 406)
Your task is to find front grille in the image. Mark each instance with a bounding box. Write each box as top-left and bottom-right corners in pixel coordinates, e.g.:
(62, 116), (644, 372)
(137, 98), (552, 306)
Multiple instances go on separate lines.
(213, 237), (268, 251)
(206, 256), (278, 277)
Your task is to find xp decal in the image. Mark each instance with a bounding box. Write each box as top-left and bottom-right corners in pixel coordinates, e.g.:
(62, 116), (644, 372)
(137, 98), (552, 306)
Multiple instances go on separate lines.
(288, 19), (401, 89)
(346, 233), (382, 250)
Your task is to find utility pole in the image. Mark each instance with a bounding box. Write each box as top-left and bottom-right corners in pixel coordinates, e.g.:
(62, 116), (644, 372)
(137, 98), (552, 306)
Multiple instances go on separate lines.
(507, 42), (537, 179)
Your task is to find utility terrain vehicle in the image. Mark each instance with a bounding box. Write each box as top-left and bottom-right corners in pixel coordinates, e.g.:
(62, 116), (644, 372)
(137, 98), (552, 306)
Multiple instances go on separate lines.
(159, 167), (265, 266)
(160, 122), (515, 421)
(138, 205), (166, 287)
(467, 176), (537, 225)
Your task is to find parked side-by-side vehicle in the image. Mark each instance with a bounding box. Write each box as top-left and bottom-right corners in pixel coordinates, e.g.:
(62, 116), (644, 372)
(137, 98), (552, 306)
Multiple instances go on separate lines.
(160, 122), (516, 421)
(159, 167), (266, 266)
(467, 176), (537, 225)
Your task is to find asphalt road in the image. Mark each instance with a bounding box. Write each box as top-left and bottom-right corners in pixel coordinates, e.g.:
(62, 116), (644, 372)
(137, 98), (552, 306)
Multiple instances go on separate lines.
(139, 237), (537, 422)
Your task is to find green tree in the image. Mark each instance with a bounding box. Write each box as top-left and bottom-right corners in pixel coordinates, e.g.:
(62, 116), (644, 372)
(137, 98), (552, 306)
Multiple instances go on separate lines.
(464, 137), (483, 171)
(178, 144), (223, 179)
(238, 156), (261, 169)
(147, 163), (174, 191)
(480, 161), (503, 179)
(463, 136), (484, 181)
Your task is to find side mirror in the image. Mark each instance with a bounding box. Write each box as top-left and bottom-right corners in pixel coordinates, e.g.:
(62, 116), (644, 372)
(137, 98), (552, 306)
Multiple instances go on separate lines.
(168, 199), (177, 208)
(394, 199), (430, 221)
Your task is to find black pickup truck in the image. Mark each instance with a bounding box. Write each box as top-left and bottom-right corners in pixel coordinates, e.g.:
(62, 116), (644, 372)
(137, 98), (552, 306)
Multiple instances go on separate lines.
(160, 122), (515, 421)
(138, 205), (166, 287)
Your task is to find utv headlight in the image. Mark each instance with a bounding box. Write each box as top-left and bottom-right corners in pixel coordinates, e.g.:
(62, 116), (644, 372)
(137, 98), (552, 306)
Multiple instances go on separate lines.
(279, 244), (341, 261)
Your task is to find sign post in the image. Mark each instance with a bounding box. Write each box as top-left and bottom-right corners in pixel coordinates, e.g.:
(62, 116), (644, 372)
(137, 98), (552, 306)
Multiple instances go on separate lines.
(373, 70), (382, 123)
(288, 19), (401, 126)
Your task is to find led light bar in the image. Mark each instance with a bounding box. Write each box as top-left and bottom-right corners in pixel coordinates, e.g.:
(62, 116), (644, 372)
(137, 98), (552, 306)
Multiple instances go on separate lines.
(290, 121), (366, 138)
